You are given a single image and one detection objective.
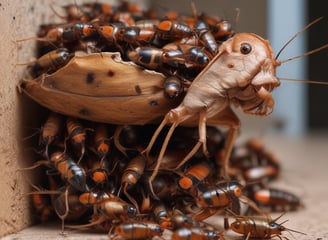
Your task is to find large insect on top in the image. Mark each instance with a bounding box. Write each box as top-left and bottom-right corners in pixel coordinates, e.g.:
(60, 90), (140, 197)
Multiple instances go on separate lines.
(143, 32), (281, 196)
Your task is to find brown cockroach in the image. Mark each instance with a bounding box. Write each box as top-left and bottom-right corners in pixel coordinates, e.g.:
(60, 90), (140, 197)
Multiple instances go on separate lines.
(31, 193), (54, 223)
(67, 198), (138, 230)
(194, 181), (266, 221)
(39, 112), (64, 158)
(65, 117), (90, 163)
(92, 123), (111, 162)
(228, 212), (306, 240)
(152, 200), (174, 229)
(251, 187), (303, 212)
(172, 227), (224, 240)
(18, 48), (72, 77)
(111, 222), (164, 240)
(20, 151), (88, 192)
(118, 154), (147, 213)
(177, 160), (212, 191)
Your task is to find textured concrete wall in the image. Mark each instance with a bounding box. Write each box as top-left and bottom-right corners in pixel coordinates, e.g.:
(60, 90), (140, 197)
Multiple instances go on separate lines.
(0, 0), (44, 236)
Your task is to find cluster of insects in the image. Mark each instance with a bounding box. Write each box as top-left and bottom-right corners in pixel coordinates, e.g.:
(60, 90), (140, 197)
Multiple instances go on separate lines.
(18, 1), (327, 239)
(20, 0), (233, 82)
(25, 111), (303, 240)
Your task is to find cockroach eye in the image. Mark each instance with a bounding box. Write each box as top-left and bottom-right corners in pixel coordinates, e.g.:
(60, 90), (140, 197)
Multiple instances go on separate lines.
(240, 43), (252, 54)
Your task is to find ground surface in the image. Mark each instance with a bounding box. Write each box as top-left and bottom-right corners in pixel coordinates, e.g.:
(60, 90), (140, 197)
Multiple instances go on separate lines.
(3, 133), (328, 240)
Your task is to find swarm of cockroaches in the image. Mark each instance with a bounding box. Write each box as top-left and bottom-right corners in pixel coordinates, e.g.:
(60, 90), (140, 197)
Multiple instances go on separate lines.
(19, 1), (306, 239)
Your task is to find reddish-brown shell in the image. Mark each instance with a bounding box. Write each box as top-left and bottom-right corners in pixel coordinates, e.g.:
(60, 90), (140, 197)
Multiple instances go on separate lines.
(19, 52), (184, 125)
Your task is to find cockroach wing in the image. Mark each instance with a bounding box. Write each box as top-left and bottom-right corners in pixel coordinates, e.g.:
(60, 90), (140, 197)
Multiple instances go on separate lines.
(19, 52), (184, 125)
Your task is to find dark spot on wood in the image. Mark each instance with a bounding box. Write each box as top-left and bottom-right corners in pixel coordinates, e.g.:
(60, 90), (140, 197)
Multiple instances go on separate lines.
(12, 16), (15, 20)
(79, 108), (90, 116)
(135, 85), (142, 95)
(227, 63), (234, 68)
(86, 72), (95, 84)
(149, 100), (158, 106)
(107, 70), (115, 77)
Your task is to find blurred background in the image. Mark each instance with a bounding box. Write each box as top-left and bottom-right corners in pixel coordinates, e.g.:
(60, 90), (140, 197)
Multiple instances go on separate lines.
(150, 0), (328, 136)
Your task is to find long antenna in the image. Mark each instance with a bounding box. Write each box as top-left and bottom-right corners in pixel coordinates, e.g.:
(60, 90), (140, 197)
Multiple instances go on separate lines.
(279, 78), (328, 85)
(275, 17), (324, 60)
(279, 43), (328, 64)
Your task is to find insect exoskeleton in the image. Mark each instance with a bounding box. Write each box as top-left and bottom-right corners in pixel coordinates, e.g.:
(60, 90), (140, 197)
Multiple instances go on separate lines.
(229, 213), (306, 239)
(113, 222), (164, 240)
(19, 52), (184, 125)
(49, 151), (88, 192)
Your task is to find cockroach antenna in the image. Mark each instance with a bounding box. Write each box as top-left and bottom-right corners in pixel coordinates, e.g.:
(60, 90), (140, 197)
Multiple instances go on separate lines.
(275, 17), (328, 86)
(275, 17), (324, 60)
(273, 212), (307, 237)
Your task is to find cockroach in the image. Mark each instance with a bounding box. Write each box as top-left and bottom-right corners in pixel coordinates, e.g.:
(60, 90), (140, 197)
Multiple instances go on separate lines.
(18, 48), (72, 77)
(79, 191), (111, 205)
(163, 42), (211, 68)
(178, 161), (211, 190)
(243, 165), (279, 182)
(53, 2), (112, 23)
(245, 138), (281, 168)
(49, 151), (88, 192)
(211, 20), (234, 41)
(194, 181), (265, 221)
(99, 199), (138, 221)
(229, 212), (306, 239)
(117, 0), (143, 16)
(93, 123), (111, 162)
(52, 186), (89, 222)
(112, 222), (164, 240)
(147, 172), (181, 200)
(97, 23), (126, 50)
(252, 187), (302, 211)
(134, 19), (160, 31)
(118, 154), (146, 212)
(194, 20), (219, 56)
(119, 26), (156, 46)
(66, 117), (88, 163)
(196, 181), (243, 212)
(156, 19), (194, 41)
(152, 200), (173, 229)
(81, 2), (113, 21)
(85, 155), (110, 185)
(20, 151), (88, 192)
(128, 46), (185, 70)
(170, 211), (198, 230)
(39, 112), (64, 158)
(68, 195), (138, 230)
(172, 227), (223, 240)
(17, 23), (97, 46)
(31, 193), (54, 222)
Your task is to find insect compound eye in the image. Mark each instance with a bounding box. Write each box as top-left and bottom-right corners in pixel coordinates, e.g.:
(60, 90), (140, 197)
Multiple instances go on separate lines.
(240, 42), (252, 54)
